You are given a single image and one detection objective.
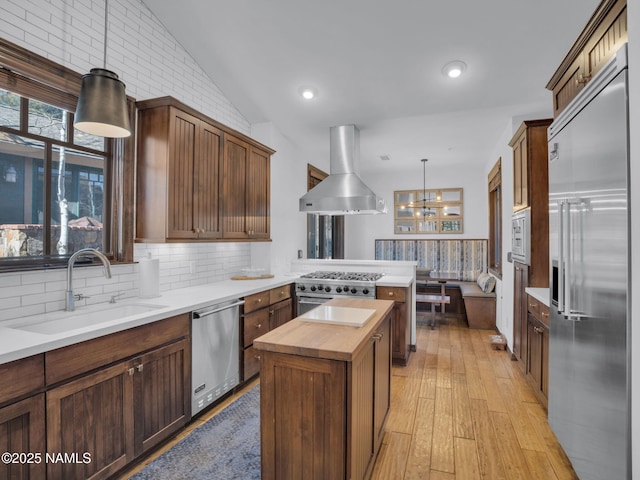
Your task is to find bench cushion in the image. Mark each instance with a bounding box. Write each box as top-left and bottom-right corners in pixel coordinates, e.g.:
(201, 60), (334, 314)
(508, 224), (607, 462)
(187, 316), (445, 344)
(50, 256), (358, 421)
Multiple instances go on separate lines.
(458, 282), (496, 298)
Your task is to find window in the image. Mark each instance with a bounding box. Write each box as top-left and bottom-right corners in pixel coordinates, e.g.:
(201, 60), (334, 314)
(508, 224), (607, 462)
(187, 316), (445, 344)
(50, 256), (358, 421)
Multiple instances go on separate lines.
(0, 38), (134, 269)
(394, 188), (463, 234)
(306, 164), (344, 259)
(488, 158), (502, 277)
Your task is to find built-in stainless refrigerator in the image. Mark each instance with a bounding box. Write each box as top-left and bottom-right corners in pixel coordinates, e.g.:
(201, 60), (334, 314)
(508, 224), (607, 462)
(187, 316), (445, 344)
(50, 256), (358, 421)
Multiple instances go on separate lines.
(547, 43), (630, 480)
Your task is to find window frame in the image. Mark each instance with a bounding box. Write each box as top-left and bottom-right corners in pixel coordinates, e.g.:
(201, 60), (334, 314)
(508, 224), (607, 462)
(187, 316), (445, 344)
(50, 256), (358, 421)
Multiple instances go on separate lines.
(393, 187), (464, 234)
(488, 158), (502, 278)
(0, 37), (135, 270)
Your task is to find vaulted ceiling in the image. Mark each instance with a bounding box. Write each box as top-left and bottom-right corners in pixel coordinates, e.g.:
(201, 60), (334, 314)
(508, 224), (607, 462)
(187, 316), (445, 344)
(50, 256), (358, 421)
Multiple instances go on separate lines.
(143, 0), (601, 172)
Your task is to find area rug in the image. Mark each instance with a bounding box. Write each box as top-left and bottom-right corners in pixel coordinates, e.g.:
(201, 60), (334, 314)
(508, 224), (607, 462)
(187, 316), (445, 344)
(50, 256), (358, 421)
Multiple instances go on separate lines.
(130, 385), (260, 480)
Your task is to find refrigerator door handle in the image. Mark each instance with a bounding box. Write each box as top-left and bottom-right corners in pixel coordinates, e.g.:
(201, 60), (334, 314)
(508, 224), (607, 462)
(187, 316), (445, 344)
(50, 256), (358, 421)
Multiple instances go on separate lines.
(565, 199), (589, 321)
(558, 199), (565, 315)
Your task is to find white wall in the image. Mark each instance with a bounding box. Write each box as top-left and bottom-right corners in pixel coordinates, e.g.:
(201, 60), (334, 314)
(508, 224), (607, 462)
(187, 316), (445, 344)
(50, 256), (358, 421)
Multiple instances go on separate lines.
(345, 163), (488, 260)
(250, 122), (308, 274)
(0, 0), (306, 321)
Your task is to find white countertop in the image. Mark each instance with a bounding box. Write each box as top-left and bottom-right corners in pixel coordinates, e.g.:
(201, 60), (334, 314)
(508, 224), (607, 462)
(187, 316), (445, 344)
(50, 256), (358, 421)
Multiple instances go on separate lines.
(0, 275), (296, 365)
(0, 272), (414, 365)
(525, 287), (550, 307)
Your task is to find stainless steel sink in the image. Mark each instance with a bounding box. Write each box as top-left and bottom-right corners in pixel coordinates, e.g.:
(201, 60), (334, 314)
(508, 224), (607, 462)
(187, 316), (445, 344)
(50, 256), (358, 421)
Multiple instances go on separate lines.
(10, 302), (167, 335)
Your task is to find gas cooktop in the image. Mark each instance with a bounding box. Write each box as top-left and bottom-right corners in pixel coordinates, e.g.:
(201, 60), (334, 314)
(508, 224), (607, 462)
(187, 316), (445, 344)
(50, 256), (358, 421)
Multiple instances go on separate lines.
(299, 271), (383, 282)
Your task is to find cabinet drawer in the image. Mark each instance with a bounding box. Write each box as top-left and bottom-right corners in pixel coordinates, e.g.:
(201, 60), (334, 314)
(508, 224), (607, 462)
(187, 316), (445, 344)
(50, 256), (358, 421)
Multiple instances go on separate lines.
(0, 354), (45, 405)
(269, 285), (291, 304)
(527, 294), (541, 318)
(539, 303), (550, 328)
(376, 286), (406, 303)
(243, 346), (261, 380)
(244, 291), (270, 313)
(243, 309), (270, 348)
(45, 314), (190, 386)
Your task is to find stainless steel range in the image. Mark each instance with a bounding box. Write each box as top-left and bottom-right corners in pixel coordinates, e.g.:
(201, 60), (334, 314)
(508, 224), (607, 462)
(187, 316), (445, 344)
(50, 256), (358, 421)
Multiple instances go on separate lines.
(295, 271), (383, 315)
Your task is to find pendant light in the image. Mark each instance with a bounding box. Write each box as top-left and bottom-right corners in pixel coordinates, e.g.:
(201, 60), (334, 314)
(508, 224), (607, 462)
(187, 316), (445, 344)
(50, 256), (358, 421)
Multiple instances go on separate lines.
(74, 0), (131, 138)
(421, 158), (428, 217)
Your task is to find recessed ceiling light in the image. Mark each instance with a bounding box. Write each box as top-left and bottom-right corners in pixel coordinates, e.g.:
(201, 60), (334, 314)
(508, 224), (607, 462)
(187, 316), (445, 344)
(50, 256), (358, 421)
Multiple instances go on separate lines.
(442, 61), (467, 79)
(299, 86), (318, 100)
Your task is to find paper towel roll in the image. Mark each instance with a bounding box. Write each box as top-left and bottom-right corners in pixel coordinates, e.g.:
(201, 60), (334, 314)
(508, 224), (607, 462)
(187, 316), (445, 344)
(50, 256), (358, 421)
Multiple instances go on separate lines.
(138, 254), (160, 298)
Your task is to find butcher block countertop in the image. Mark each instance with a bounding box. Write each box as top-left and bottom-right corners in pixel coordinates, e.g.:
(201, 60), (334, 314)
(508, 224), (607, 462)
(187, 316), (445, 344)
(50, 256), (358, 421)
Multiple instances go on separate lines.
(253, 297), (394, 362)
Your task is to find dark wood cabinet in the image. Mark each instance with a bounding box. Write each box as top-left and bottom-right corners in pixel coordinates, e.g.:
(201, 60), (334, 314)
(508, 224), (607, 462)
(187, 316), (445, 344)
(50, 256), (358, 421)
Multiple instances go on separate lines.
(45, 315), (190, 480)
(376, 285), (412, 365)
(221, 133), (271, 239)
(546, 0), (627, 118)
(0, 394), (46, 480)
(136, 103), (222, 241)
(257, 301), (392, 480)
(241, 285), (293, 381)
(526, 295), (550, 409)
(47, 360), (134, 480)
(136, 96), (273, 243)
(513, 262), (529, 367)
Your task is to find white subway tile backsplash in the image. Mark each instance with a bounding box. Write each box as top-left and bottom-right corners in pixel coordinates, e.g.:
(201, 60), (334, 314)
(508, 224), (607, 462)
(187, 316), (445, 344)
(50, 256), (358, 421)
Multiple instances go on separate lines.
(0, 0), (255, 322)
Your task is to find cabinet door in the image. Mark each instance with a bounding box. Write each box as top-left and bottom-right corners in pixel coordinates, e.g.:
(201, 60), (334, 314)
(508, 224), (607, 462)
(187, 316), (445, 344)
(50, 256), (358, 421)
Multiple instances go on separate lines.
(269, 298), (293, 330)
(373, 314), (391, 449)
(513, 262), (529, 364)
(167, 109), (199, 239)
(134, 339), (190, 456)
(246, 147), (270, 239)
(193, 123), (222, 239)
(527, 313), (543, 386)
(350, 342), (374, 480)
(513, 131), (528, 211)
(47, 362), (134, 480)
(0, 394), (46, 480)
(221, 134), (249, 238)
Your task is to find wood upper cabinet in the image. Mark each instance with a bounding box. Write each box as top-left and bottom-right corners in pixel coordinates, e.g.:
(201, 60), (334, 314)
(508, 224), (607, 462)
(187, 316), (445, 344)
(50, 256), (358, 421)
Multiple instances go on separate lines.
(509, 119), (551, 289)
(136, 96), (273, 243)
(136, 103), (222, 241)
(547, 0), (627, 117)
(221, 133), (271, 239)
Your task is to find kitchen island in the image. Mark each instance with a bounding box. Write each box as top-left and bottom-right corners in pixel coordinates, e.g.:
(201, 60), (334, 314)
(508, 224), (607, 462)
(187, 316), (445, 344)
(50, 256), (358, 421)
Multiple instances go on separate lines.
(254, 297), (394, 480)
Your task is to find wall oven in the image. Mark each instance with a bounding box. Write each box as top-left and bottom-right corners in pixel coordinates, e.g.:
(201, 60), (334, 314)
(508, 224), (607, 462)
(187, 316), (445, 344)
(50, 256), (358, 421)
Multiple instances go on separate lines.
(511, 208), (531, 265)
(295, 271), (382, 315)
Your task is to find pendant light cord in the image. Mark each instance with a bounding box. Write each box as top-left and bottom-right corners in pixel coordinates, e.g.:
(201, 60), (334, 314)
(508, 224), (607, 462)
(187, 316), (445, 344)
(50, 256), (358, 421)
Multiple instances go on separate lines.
(422, 158), (428, 216)
(103, 0), (109, 69)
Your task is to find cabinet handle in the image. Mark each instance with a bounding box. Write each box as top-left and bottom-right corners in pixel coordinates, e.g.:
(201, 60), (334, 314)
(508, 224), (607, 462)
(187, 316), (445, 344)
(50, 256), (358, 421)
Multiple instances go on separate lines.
(372, 333), (383, 341)
(269, 310), (274, 315)
(257, 298), (262, 304)
(257, 323), (262, 329)
(541, 311), (549, 318)
(128, 367), (135, 376)
(533, 326), (544, 334)
(279, 290), (285, 296)
(576, 72), (591, 85)
(529, 302), (538, 308)
(388, 291), (394, 297)
(137, 364), (144, 372)
(254, 354), (261, 360)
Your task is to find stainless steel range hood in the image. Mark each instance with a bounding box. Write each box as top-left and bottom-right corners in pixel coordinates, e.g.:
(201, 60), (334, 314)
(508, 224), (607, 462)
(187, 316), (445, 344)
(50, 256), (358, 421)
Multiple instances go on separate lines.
(299, 125), (387, 215)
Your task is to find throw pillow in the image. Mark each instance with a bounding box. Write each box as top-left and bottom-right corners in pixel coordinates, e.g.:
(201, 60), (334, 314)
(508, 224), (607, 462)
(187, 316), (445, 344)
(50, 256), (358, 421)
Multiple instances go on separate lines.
(477, 272), (496, 293)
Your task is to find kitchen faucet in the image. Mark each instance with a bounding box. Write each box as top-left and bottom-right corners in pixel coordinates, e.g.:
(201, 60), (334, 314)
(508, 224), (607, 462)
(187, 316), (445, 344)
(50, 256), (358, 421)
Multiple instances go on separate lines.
(66, 248), (112, 311)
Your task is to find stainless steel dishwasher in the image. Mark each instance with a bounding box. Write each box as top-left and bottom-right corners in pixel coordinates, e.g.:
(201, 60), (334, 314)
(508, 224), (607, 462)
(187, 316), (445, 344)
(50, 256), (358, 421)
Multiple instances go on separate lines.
(191, 298), (243, 415)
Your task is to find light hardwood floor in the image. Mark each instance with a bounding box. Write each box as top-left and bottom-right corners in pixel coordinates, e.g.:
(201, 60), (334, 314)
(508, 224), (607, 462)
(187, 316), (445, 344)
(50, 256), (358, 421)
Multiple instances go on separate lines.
(371, 316), (578, 480)
(120, 316), (578, 480)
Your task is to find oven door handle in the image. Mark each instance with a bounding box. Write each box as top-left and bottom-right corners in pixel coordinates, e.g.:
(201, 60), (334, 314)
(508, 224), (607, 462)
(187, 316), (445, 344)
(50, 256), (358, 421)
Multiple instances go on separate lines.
(298, 298), (329, 305)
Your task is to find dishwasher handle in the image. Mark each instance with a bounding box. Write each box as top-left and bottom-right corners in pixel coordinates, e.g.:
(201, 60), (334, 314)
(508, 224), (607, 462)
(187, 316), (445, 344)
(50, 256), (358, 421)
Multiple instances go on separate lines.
(193, 300), (245, 318)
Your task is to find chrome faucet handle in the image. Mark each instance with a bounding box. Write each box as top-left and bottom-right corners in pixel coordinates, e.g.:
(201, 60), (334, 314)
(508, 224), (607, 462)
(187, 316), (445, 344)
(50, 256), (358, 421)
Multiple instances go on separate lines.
(109, 292), (125, 304)
(74, 293), (90, 301)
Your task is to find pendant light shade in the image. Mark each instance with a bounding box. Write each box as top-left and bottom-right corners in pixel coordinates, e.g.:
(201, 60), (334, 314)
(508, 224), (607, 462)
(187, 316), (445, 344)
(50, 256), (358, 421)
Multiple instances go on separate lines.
(75, 68), (131, 138)
(73, 0), (131, 138)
